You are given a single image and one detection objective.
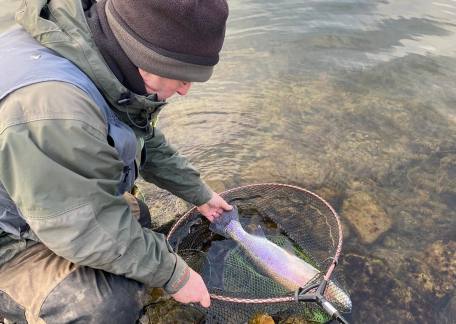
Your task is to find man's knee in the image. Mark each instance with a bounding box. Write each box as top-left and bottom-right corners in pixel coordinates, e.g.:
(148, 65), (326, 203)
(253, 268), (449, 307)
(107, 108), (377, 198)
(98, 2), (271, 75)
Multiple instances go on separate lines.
(40, 267), (147, 324)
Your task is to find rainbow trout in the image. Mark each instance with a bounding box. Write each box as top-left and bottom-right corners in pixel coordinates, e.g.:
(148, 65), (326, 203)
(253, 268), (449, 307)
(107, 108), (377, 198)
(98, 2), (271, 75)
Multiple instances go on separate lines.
(210, 206), (352, 312)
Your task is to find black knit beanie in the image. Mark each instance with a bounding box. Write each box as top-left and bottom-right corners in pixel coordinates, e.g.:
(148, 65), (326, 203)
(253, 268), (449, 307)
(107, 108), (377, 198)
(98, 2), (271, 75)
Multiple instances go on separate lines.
(105, 0), (229, 82)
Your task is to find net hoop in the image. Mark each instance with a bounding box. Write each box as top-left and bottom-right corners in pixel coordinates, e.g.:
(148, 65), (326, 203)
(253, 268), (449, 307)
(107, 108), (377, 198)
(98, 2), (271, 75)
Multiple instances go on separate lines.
(167, 183), (344, 304)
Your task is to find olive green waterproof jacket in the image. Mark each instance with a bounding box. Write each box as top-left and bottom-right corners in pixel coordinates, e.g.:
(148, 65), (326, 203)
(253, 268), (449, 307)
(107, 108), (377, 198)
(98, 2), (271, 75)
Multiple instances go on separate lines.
(0, 0), (212, 293)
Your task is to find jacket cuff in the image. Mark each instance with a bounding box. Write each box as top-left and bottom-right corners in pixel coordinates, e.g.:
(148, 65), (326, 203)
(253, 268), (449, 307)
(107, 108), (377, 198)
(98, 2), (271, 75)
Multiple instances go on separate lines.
(163, 253), (191, 294)
(192, 182), (213, 207)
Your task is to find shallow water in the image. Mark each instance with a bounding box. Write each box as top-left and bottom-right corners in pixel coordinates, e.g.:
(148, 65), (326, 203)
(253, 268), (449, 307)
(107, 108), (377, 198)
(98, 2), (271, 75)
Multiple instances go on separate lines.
(140, 1), (456, 323)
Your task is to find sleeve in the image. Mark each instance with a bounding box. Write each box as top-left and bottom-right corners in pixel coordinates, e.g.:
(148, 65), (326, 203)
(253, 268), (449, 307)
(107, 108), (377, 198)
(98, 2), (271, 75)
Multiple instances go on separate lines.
(140, 127), (213, 206)
(0, 82), (189, 293)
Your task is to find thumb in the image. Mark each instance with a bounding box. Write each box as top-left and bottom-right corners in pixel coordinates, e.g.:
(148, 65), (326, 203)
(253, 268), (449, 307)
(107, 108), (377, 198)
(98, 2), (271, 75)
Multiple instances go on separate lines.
(200, 291), (211, 308)
(223, 201), (233, 211)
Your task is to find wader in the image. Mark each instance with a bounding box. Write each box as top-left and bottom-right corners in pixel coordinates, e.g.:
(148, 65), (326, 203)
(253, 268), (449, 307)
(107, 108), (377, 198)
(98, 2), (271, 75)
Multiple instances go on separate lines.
(0, 26), (152, 324)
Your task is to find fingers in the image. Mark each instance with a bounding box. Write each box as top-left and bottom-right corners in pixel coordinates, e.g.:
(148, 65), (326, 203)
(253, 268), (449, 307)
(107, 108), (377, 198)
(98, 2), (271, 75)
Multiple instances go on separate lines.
(214, 194), (232, 211)
(223, 201), (233, 211)
(197, 194), (233, 221)
(212, 208), (224, 220)
(197, 271), (211, 307)
(171, 269), (211, 308)
(210, 205), (232, 220)
(200, 290), (211, 308)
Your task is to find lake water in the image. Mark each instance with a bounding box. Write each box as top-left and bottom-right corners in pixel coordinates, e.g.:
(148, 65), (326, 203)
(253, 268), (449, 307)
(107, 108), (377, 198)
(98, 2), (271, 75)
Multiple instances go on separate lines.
(149, 1), (456, 323)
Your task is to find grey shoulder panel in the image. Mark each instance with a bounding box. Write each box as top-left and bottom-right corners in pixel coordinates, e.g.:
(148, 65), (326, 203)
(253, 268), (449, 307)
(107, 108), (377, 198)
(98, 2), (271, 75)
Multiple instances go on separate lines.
(0, 81), (107, 137)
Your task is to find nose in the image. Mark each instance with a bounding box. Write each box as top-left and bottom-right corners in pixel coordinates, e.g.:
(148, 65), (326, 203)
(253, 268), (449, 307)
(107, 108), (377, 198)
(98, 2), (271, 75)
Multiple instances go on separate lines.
(177, 82), (192, 96)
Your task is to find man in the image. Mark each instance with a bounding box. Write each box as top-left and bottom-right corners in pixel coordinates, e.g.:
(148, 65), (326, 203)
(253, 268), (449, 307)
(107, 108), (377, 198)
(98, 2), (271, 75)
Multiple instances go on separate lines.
(0, 0), (231, 322)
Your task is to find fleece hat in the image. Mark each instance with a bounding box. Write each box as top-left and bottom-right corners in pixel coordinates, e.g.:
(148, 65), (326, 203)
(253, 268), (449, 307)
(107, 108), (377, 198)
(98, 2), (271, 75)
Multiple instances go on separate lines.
(105, 0), (229, 82)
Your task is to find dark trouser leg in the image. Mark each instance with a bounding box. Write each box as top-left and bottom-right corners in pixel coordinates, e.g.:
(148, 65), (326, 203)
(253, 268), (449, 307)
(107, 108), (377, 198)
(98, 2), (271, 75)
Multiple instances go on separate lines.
(0, 244), (148, 324)
(40, 266), (147, 324)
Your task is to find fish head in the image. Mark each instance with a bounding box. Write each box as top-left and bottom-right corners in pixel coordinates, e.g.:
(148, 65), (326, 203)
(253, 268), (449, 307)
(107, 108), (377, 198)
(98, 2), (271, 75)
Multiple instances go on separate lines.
(209, 205), (240, 237)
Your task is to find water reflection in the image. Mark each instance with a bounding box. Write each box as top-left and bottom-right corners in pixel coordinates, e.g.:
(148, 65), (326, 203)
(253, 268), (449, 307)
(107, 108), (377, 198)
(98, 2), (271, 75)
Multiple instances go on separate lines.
(140, 0), (456, 323)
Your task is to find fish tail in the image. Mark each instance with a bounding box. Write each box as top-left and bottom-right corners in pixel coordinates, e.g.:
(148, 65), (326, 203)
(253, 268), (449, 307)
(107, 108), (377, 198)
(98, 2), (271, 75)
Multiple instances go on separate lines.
(326, 280), (352, 313)
(209, 205), (239, 237)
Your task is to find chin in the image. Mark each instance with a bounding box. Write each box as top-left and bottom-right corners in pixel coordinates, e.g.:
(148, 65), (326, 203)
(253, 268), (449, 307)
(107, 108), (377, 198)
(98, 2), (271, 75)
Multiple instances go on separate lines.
(161, 93), (175, 101)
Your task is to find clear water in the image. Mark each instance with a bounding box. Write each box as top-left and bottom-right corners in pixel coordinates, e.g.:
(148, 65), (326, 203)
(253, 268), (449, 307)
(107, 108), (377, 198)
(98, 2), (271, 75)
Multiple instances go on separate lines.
(153, 1), (456, 323)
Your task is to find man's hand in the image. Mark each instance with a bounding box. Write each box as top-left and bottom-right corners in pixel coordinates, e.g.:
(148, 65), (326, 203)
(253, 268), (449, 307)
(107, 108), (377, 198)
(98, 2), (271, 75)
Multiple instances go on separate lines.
(171, 268), (211, 308)
(197, 192), (233, 222)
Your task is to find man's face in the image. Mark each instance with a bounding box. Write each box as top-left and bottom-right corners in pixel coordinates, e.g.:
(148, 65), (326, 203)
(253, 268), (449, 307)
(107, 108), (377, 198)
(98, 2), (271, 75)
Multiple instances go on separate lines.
(138, 68), (192, 101)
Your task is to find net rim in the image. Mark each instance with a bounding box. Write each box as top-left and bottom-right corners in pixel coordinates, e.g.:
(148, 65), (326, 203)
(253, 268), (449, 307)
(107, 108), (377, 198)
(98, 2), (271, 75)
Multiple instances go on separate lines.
(167, 182), (344, 304)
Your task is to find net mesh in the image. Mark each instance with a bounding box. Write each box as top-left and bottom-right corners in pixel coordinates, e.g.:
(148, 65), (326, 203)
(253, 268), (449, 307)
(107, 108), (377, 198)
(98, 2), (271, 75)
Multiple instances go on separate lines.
(167, 183), (350, 323)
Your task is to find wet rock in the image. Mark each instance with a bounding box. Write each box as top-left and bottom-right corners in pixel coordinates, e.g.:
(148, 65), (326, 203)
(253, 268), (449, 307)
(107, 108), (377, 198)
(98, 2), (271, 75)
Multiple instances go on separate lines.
(341, 192), (392, 244)
(249, 313), (275, 324)
(135, 179), (192, 228)
(145, 300), (204, 324)
(145, 288), (170, 304)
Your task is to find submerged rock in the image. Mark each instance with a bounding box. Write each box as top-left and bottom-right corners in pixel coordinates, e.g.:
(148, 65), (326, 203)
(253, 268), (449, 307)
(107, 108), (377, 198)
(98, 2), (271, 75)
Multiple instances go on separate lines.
(144, 300), (204, 324)
(422, 240), (456, 298)
(145, 288), (170, 304)
(341, 192), (392, 244)
(342, 253), (431, 323)
(249, 313), (275, 324)
(278, 314), (325, 324)
(382, 240), (456, 299)
(440, 293), (456, 324)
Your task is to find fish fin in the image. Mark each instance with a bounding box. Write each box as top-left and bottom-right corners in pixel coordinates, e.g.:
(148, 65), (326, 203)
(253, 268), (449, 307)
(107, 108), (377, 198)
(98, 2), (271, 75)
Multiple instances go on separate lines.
(202, 239), (238, 290)
(251, 225), (266, 237)
(209, 205), (239, 237)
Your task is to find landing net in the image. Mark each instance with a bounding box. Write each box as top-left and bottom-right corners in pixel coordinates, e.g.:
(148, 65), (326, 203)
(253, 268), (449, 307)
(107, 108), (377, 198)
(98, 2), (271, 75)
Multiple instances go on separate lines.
(167, 183), (350, 323)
